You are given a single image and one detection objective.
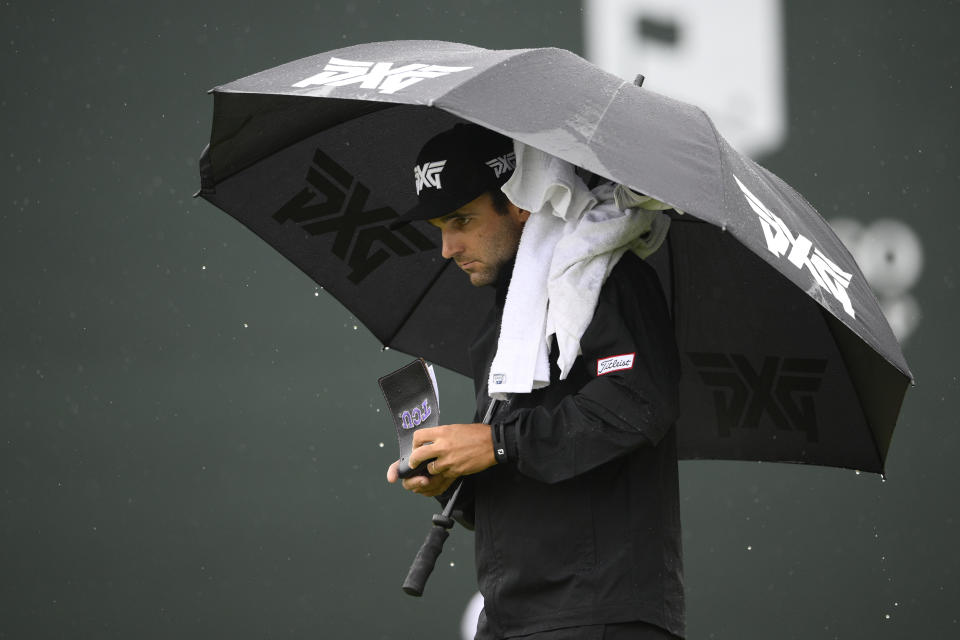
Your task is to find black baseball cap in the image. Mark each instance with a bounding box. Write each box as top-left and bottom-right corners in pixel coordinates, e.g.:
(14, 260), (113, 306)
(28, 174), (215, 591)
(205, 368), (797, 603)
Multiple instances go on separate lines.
(392, 123), (516, 226)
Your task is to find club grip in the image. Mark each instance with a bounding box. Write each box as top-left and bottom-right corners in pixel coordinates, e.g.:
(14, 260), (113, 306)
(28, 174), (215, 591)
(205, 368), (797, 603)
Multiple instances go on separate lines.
(402, 524), (450, 597)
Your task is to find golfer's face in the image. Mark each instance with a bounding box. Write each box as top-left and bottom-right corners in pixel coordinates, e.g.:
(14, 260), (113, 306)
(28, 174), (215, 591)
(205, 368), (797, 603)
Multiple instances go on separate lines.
(430, 192), (527, 287)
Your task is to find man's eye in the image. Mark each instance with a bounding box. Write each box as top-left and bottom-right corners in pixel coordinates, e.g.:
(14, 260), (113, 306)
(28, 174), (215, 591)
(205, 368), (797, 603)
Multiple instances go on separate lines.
(454, 217), (470, 228)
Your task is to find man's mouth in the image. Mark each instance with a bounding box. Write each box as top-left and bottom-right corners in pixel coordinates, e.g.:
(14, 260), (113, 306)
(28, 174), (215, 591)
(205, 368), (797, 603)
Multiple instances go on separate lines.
(457, 260), (476, 270)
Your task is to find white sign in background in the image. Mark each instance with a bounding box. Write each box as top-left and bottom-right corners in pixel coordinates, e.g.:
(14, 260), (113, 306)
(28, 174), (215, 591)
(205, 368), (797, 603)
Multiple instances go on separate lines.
(584, 0), (787, 159)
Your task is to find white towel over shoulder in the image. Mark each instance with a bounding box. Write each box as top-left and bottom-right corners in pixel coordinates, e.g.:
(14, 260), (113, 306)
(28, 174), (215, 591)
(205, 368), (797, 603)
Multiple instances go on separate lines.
(547, 182), (671, 379)
(487, 142), (671, 399)
(486, 143), (595, 400)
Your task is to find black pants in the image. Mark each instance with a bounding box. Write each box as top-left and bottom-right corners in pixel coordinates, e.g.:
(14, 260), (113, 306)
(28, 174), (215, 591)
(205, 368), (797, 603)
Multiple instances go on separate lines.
(476, 611), (682, 640)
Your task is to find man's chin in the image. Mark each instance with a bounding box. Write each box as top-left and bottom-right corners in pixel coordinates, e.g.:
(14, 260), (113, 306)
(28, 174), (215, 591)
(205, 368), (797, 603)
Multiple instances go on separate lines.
(467, 269), (497, 287)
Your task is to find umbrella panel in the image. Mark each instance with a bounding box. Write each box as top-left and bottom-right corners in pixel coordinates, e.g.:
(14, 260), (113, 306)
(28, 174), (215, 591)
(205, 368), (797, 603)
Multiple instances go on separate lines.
(205, 105), (493, 371)
(664, 221), (884, 471)
(204, 93), (395, 189)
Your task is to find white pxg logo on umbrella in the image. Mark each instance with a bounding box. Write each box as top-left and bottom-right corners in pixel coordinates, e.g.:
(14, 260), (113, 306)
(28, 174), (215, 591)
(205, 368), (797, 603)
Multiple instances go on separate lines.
(292, 56), (473, 95)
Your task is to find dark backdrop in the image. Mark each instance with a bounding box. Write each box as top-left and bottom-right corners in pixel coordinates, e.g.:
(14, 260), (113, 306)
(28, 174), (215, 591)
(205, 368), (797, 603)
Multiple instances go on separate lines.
(2, 1), (957, 638)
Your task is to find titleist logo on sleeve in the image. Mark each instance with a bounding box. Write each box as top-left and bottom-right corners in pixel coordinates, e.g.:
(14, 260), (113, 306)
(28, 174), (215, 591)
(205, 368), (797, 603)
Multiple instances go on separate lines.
(597, 353), (635, 376)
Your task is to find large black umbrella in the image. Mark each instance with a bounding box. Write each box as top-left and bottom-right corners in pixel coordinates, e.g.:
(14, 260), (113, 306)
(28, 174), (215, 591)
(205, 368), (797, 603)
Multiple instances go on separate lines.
(197, 40), (912, 474)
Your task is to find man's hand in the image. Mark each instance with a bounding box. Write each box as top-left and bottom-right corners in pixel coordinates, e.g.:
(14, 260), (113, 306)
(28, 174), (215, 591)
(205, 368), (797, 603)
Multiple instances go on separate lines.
(385, 423), (497, 498)
(386, 459), (455, 497)
(410, 423), (498, 477)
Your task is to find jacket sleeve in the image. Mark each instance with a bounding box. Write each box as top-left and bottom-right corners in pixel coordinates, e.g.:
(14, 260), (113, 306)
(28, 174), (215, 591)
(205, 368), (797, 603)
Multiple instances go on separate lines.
(496, 261), (680, 484)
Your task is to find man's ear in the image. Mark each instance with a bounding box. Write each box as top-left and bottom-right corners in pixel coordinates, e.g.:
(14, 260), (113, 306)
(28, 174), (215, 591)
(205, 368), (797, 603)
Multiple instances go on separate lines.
(507, 199), (531, 222)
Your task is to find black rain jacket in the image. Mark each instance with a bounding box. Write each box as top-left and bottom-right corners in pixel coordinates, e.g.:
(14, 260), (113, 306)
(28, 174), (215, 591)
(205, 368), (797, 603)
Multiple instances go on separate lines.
(453, 252), (685, 639)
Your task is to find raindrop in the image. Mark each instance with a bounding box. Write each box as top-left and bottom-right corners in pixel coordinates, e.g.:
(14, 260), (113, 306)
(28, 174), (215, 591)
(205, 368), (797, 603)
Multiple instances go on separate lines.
(353, 325), (358, 330)
(378, 442), (384, 448)
(855, 470), (861, 475)
(201, 265), (206, 270)
(450, 562), (455, 567)
(746, 545), (752, 551)
(243, 323), (249, 328)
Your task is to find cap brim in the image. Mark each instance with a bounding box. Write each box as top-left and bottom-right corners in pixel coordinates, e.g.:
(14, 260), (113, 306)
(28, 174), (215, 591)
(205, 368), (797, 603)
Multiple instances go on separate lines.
(389, 189), (484, 229)
(388, 201), (444, 229)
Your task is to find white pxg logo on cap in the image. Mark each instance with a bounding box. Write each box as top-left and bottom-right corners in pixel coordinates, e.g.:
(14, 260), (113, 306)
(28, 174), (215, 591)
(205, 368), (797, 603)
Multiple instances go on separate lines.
(413, 151), (516, 194)
(484, 153), (516, 178)
(414, 160), (447, 194)
(393, 123), (517, 226)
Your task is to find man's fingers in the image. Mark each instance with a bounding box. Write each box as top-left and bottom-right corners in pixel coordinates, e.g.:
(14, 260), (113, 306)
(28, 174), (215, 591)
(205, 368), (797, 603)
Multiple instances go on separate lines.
(408, 443), (438, 469)
(403, 473), (454, 497)
(412, 425), (447, 447)
(401, 474), (432, 492)
(412, 427), (435, 446)
(386, 460), (400, 483)
(421, 474), (456, 497)
(427, 459), (452, 476)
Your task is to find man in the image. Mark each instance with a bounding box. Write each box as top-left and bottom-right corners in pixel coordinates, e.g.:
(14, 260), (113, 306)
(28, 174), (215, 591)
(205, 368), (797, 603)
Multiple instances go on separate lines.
(387, 123), (684, 640)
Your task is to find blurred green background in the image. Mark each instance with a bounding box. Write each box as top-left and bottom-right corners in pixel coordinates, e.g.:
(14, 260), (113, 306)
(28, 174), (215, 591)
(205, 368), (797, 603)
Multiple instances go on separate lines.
(2, 1), (957, 638)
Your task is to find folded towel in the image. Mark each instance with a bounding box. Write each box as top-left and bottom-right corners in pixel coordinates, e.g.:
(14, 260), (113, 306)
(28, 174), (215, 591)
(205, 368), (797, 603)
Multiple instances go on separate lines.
(548, 182), (671, 379)
(487, 142), (672, 399)
(501, 142), (598, 222)
(487, 143), (595, 400)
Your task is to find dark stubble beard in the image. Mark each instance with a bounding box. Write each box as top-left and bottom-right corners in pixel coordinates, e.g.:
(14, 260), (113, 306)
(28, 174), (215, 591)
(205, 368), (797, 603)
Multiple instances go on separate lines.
(468, 218), (523, 287)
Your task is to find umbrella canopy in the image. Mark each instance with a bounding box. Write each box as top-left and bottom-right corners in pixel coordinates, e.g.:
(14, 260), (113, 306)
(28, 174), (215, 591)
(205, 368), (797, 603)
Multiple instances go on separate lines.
(197, 40), (912, 473)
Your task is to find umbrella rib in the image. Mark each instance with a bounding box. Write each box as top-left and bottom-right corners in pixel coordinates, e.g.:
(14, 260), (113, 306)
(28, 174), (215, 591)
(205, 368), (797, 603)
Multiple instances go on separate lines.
(817, 306), (894, 474)
(434, 47), (625, 147)
(432, 47), (537, 104)
(382, 259), (455, 348)
(585, 80), (629, 146)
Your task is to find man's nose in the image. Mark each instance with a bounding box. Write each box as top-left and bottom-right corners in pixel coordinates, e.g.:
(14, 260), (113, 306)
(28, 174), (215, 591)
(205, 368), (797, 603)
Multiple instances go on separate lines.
(441, 231), (460, 260)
